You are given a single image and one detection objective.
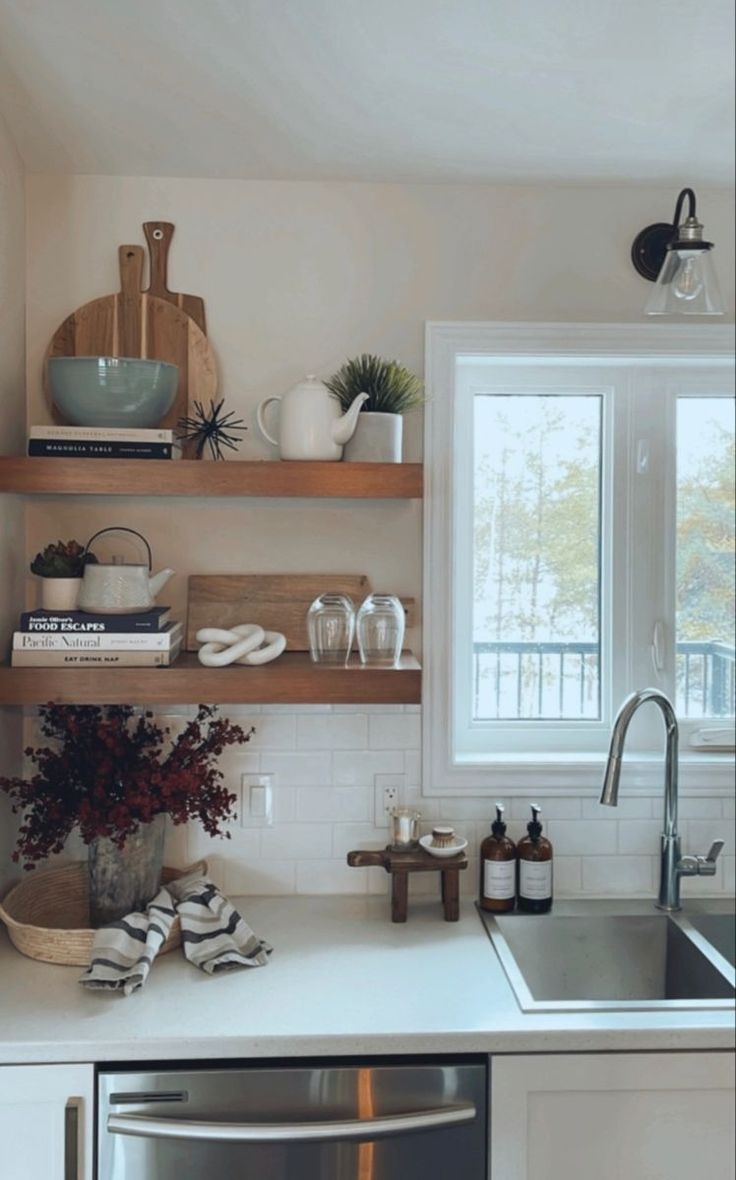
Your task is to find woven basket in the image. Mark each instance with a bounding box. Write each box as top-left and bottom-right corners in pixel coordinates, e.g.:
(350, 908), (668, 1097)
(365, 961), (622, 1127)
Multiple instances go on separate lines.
(0, 859), (207, 966)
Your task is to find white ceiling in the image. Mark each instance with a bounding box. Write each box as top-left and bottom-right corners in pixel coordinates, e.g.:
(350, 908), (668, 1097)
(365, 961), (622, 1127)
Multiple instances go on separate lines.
(0, 0), (733, 184)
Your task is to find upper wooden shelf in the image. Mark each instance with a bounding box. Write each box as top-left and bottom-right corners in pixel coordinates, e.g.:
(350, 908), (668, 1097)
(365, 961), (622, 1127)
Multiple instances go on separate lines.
(0, 458), (423, 499)
(0, 652), (422, 706)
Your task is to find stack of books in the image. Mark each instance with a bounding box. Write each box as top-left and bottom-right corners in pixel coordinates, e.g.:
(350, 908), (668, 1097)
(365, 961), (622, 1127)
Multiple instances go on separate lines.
(11, 606), (183, 667)
(28, 426), (180, 460)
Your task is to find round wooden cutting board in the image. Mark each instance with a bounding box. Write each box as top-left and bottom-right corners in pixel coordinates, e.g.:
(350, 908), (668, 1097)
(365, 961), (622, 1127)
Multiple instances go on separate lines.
(43, 245), (217, 430)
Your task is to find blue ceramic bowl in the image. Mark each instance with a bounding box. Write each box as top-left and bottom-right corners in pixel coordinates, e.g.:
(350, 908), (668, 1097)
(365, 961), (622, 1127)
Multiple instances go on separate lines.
(48, 357), (179, 428)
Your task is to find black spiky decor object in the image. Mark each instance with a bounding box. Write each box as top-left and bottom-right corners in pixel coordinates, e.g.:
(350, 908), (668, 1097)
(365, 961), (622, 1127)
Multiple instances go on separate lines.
(177, 399), (247, 460)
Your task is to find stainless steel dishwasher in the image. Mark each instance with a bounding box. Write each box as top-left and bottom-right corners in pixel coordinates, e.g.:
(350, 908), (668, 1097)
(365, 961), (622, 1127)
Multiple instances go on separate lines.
(98, 1059), (487, 1179)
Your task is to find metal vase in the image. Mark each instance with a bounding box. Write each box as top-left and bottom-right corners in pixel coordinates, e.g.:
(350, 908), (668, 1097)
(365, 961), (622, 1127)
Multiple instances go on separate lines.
(88, 813), (166, 927)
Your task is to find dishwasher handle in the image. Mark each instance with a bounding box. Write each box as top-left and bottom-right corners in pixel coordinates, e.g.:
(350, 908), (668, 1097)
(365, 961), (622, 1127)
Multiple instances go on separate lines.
(107, 1102), (476, 1144)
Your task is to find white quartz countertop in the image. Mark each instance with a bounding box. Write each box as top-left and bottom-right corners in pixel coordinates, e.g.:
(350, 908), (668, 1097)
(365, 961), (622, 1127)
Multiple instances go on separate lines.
(0, 896), (733, 1065)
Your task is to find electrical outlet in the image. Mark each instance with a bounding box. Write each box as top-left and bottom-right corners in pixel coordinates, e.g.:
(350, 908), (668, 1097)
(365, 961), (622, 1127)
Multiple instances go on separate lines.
(373, 773), (405, 826)
(241, 773), (274, 827)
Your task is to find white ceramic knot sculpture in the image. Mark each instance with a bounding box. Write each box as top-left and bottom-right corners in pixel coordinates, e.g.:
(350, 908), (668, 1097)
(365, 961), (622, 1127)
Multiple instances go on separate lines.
(196, 624), (287, 667)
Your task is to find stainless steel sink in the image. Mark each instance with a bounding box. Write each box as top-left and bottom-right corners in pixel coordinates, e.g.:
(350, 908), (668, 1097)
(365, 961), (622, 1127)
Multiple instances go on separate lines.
(479, 904), (735, 1013)
(684, 911), (736, 968)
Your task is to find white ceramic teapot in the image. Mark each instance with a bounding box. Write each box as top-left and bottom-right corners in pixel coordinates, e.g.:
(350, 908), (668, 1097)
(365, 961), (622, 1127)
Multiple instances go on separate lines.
(77, 527), (175, 614)
(256, 375), (368, 461)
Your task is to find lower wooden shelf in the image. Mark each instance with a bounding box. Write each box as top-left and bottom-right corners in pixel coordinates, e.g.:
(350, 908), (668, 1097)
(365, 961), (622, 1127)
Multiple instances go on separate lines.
(0, 651), (422, 706)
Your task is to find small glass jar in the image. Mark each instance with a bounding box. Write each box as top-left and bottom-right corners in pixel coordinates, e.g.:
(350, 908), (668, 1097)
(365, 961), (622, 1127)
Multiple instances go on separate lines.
(307, 594), (355, 665)
(356, 593), (405, 667)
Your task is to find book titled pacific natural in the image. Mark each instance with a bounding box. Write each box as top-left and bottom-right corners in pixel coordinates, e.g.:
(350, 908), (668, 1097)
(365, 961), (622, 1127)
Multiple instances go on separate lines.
(12, 622), (182, 651)
(19, 607), (172, 633)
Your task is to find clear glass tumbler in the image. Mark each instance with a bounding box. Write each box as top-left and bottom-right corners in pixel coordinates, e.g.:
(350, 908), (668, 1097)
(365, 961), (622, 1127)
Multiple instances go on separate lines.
(307, 594), (356, 665)
(356, 593), (405, 667)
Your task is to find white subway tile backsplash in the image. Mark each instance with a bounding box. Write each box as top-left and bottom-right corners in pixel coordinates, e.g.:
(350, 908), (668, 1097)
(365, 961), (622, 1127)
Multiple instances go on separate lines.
(368, 713), (421, 750)
(404, 750), (421, 788)
(582, 856), (654, 894)
(581, 795), (652, 820)
(296, 713), (368, 750)
(553, 857), (583, 895)
(685, 818), (730, 848)
(673, 797), (723, 820)
(617, 820), (663, 855)
(271, 787), (297, 823)
(259, 751), (331, 787)
(511, 797), (581, 821)
(261, 824), (333, 860)
(332, 824), (387, 858)
(547, 820), (617, 855)
(224, 858), (296, 896)
(296, 860), (367, 894)
(248, 714), (298, 749)
(332, 750), (404, 787)
(60, 705), (732, 901)
(297, 787), (372, 824)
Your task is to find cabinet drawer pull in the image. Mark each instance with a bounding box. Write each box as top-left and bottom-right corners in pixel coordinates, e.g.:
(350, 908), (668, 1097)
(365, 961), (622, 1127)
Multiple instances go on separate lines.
(64, 1099), (80, 1180)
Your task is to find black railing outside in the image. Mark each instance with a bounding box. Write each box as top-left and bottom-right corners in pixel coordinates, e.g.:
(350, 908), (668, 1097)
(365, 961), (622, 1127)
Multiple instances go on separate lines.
(676, 641), (736, 718)
(473, 640), (735, 720)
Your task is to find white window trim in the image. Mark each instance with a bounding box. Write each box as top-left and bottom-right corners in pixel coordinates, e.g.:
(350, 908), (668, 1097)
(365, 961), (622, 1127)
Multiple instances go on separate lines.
(423, 321), (736, 797)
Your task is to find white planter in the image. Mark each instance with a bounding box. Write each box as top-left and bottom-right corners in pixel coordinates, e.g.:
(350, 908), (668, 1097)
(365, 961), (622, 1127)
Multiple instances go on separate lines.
(39, 577), (82, 611)
(343, 413), (403, 463)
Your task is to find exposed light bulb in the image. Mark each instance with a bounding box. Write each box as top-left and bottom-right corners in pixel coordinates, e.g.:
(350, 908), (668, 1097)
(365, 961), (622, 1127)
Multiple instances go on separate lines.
(672, 254), (704, 302)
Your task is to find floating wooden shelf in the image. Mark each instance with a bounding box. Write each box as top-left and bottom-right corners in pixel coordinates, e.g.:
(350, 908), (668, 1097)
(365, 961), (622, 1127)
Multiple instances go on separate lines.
(0, 652), (422, 706)
(0, 457), (423, 499)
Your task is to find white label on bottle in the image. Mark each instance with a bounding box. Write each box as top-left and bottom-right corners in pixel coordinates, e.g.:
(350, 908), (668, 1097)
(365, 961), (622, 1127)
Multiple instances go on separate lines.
(483, 859), (516, 900)
(519, 860), (552, 900)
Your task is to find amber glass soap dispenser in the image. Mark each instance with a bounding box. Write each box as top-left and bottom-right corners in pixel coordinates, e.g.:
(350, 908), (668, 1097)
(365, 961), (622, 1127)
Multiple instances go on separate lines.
(479, 803), (517, 913)
(517, 804), (553, 913)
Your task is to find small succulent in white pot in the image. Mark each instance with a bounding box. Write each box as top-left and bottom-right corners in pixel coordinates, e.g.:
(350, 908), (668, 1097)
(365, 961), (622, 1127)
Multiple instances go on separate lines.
(325, 354), (424, 463)
(30, 540), (96, 611)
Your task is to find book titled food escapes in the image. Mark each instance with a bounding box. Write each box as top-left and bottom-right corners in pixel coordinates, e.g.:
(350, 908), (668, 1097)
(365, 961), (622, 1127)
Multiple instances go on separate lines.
(19, 607), (172, 632)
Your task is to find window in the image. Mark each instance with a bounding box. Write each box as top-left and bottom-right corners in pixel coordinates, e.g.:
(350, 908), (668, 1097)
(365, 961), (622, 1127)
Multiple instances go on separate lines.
(424, 323), (735, 794)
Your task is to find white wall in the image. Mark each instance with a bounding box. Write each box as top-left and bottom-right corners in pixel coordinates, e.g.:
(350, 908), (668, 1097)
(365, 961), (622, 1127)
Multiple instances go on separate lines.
(18, 176), (736, 896)
(0, 111), (25, 888)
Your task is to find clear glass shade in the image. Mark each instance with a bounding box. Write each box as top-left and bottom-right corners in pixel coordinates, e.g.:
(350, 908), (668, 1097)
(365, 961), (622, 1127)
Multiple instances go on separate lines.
(646, 247), (724, 316)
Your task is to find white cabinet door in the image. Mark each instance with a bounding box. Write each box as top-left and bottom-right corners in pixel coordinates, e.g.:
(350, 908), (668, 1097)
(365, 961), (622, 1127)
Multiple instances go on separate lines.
(0, 1064), (94, 1180)
(491, 1052), (735, 1180)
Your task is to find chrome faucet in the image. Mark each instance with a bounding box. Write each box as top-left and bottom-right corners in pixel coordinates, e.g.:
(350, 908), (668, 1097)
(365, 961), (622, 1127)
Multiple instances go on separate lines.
(600, 688), (725, 911)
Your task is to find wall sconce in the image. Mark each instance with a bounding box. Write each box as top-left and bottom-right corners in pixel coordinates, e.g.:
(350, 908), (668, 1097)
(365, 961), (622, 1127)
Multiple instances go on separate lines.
(631, 187), (724, 316)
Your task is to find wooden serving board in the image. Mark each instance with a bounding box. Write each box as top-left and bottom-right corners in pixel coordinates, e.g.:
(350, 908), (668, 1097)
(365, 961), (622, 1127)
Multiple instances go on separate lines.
(143, 221), (207, 334)
(186, 574), (371, 651)
(44, 245), (217, 430)
(187, 575), (416, 652)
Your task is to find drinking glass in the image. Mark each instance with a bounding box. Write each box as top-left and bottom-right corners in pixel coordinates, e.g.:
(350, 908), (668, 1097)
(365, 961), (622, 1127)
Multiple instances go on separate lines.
(307, 594), (355, 665)
(356, 593), (405, 667)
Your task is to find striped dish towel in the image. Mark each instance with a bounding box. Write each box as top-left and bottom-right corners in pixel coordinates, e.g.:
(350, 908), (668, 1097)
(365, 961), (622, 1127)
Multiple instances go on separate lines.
(79, 872), (271, 995)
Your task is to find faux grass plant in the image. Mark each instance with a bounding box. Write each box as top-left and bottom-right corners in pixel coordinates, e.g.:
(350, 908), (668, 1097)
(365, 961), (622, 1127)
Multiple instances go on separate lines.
(326, 354), (423, 415)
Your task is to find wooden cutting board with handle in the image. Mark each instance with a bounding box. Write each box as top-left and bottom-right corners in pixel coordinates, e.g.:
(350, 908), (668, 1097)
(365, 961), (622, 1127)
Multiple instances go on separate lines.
(143, 221), (207, 334)
(44, 245), (217, 430)
(186, 575), (416, 651)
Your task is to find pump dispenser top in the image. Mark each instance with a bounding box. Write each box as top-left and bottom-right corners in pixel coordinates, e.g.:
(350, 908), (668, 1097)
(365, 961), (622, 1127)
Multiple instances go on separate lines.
(517, 803), (553, 913)
(479, 801), (517, 913)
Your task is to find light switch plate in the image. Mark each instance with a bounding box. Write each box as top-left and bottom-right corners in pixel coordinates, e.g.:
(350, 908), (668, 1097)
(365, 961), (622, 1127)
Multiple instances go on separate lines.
(241, 773), (274, 827)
